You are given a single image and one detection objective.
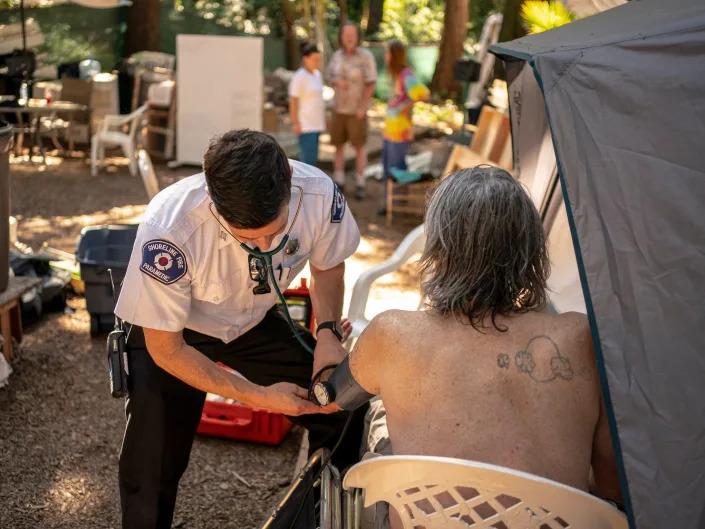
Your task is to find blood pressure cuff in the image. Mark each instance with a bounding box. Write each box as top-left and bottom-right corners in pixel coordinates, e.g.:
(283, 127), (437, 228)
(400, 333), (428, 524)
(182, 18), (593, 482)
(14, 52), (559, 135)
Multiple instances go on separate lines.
(328, 355), (375, 410)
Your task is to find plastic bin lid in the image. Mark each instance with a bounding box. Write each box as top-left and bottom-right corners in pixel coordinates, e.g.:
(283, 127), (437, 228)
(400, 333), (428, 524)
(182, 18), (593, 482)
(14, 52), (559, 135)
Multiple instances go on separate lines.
(76, 224), (139, 265)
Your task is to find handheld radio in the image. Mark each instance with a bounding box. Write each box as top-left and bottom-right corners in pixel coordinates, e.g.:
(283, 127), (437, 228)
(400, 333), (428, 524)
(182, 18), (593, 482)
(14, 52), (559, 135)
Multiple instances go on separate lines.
(106, 269), (129, 398)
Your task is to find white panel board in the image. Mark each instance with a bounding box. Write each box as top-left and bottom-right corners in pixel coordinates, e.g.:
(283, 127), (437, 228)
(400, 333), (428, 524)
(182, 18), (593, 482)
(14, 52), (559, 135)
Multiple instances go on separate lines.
(176, 35), (263, 166)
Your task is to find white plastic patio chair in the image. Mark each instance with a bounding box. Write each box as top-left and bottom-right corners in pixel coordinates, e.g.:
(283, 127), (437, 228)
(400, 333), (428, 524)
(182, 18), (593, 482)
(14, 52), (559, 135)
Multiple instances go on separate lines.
(137, 149), (160, 200)
(343, 456), (627, 529)
(90, 104), (147, 177)
(131, 51), (176, 72)
(346, 224), (425, 348)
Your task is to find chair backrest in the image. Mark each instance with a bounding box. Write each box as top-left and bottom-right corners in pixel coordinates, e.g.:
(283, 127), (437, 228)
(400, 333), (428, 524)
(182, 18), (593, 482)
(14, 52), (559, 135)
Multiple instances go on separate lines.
(443, 106), (513, 176)
(137, 149), (160, 200)
(61, 77), (92, 105)
(130, 51), (176, 71)
(469, 106), (510, 160)
(60, 77), (92, 123)
(346, 224), (426, 345)
(343, 456), (627, 529)
(128, 104), (149, 142)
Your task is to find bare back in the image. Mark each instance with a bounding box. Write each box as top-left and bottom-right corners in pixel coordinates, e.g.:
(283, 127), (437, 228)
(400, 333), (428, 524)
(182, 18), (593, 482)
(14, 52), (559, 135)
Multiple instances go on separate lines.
(370, 309), (600, 492)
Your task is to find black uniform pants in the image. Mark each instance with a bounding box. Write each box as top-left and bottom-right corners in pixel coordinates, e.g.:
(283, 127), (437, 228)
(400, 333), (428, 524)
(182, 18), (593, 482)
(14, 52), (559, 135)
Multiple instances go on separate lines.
(119, 307), (368, 529)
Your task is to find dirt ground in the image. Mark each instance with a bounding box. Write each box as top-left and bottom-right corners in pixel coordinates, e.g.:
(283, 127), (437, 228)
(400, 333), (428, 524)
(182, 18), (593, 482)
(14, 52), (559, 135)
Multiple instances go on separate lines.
(0, 151), (424, 529)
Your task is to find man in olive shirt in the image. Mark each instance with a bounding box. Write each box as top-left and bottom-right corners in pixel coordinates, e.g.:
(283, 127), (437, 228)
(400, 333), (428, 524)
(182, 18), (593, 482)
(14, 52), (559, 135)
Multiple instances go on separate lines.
(326, 21), (377, 200)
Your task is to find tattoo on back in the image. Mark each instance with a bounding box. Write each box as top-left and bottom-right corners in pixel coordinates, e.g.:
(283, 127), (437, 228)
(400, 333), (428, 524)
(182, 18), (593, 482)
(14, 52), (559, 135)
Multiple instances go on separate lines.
(496, 335), (574, 383)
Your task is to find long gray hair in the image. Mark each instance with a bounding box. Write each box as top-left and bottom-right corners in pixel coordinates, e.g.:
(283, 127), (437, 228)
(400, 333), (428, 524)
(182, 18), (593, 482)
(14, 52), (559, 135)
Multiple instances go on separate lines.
(419, 165), (550, 331)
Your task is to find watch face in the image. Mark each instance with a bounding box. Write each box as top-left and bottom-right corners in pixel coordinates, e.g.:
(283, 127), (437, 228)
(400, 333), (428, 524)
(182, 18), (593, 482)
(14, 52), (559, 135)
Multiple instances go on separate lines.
(313, 383), (330, 406)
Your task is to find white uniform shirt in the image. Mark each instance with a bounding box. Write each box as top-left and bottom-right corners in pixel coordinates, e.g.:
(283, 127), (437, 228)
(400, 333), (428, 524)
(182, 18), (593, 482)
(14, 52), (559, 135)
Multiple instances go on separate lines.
(115, 161), (360, 343)
(288, 68), (326, 133)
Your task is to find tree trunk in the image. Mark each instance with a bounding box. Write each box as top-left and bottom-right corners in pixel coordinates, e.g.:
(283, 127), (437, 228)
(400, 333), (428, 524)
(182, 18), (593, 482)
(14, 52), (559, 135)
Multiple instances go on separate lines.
(431, 0), (469, 96)
(314, 0), (328, 64)
(302, 0), (314, 38)
(280, 0), (298, 70)
(338, 0), (348, 23)
(123, 0), (160, 57)
(494, 0), (526, 79)
(365, 0), (384, 37)
(498, 0), (526, 44)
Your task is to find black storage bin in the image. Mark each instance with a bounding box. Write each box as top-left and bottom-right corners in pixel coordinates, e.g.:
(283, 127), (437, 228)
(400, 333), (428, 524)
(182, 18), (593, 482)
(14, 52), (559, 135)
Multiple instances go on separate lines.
(453, 58), (482, 83)
(76, 224), (139, 335)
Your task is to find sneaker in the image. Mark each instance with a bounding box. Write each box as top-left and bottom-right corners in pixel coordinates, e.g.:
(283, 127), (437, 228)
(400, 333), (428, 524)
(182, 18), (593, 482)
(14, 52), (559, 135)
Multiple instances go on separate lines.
(376, 208), (387, 217)
(355, 185), (366, 200)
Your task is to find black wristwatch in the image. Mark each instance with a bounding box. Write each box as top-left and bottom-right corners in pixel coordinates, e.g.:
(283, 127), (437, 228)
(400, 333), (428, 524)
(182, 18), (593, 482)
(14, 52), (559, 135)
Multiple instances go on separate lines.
(316, 320), (343, 342)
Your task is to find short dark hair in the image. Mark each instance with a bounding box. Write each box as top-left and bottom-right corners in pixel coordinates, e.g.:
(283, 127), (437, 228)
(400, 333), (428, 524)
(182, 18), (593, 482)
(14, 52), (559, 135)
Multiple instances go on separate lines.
(419, 166), (550, 331)
(300, 41), (319, 57)
(203, 129), (291, 229)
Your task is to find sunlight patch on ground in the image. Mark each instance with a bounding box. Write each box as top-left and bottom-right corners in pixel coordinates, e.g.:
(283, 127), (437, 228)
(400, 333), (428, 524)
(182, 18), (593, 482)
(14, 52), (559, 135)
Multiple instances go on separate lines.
(10, 154), (64, 168)
(45, 472), (100, 516)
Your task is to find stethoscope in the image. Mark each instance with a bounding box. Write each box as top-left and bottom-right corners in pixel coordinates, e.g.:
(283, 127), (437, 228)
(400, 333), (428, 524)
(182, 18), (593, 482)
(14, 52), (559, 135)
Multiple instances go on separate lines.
(209, 185), (314, 355)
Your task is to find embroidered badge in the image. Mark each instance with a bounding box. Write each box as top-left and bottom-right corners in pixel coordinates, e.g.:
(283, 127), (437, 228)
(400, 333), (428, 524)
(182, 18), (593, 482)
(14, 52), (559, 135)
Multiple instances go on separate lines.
(285, 237), (300, 256)
(331, 184), (346, 223)
(140, 239), (188, 285)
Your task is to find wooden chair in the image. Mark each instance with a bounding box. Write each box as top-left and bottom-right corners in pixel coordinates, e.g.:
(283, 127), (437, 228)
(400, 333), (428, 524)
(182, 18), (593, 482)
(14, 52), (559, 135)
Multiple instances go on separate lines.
(60, 77), (93, 147)
(385, 106), (512, 226)
(442, 105), (512, 174)
(1, 276), (42, 362)
(344, 456), (627, 529)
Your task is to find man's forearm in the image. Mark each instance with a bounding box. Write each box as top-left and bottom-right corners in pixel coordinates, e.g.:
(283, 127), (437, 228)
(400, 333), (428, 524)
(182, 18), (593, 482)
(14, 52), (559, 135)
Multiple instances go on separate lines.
(360, 82), (375, 108)
(310, 262), (345, 325)
(289, 98), (299, 127)
(147, 338), (262, 405)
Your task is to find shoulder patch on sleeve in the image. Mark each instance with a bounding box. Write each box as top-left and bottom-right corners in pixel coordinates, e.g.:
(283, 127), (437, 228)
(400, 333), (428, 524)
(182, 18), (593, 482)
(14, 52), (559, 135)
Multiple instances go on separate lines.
(331, 184), (346, 223)
(140, 239), (188, 285)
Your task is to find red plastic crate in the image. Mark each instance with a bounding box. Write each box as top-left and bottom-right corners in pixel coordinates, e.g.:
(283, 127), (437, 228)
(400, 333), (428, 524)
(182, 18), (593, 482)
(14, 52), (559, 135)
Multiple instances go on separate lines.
(197, 400), (292, 445)
(197, 279), (312, 445)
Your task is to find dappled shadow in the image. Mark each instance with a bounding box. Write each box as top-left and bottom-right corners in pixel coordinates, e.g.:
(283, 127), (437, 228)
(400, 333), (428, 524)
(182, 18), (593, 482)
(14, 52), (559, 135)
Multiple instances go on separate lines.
(10, 157), (191, 253)
(0, 296), (123, 529)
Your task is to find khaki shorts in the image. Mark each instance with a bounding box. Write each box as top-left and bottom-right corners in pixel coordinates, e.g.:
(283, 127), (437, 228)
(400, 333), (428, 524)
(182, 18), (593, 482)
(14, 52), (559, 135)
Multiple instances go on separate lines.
(331, 112), (368, 148)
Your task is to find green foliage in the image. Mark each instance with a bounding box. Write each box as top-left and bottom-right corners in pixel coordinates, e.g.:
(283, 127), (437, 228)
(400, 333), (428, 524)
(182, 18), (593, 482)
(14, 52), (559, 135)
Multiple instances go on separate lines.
(171, 0), (283, 36)
(468, 0), (503, 41)
(372, 97), (463, 131)
(520, 0), (575, 34)
(0, 5), (120, 67)
(41, 23), (108, 64)
(376, 0), (444, 44)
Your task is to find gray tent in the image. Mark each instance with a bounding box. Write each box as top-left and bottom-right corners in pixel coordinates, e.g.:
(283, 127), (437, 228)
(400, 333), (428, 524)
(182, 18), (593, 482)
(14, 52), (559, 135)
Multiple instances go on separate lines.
(490, 1), (705, 528)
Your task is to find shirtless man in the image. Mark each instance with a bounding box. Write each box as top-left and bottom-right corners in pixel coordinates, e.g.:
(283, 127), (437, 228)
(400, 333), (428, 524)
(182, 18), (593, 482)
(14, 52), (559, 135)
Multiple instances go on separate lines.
(349, 166), (622, 504)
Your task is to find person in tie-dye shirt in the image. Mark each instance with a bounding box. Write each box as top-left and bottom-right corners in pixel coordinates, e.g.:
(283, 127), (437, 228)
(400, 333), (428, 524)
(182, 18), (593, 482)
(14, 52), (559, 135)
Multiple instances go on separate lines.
(380, 40), (430, 216)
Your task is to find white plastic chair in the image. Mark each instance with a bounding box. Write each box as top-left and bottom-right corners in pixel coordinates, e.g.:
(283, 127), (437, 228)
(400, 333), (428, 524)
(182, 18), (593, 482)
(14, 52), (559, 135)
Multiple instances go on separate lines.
(346, 224), (426, 347)
(90, 104), (147, 177)
(131, 51), (176, 71)
(137, 149), (160, 200)
(343, 456), (627, 529)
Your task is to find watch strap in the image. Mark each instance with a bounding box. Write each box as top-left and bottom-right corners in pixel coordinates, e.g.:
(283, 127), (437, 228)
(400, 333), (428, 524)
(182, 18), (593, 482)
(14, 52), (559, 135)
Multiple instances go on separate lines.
(317, 320), (343, 341)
